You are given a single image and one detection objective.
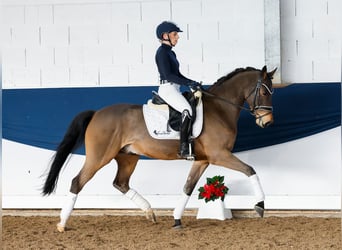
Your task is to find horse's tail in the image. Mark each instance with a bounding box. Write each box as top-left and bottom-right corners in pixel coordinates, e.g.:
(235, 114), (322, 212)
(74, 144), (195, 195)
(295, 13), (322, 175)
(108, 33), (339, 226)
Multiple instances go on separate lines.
(42, 110), (95, 196)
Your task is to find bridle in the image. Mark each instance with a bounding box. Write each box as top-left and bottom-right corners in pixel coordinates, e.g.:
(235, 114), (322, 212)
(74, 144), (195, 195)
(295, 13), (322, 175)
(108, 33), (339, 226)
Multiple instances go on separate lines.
(245, 79), (274, 115)
(201, 78), (274, 118)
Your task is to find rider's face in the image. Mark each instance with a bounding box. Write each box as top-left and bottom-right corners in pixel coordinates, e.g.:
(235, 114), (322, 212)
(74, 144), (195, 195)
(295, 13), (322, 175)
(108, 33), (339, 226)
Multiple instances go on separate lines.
(168, 31), (179, 46)
(163, 31), (179, 46)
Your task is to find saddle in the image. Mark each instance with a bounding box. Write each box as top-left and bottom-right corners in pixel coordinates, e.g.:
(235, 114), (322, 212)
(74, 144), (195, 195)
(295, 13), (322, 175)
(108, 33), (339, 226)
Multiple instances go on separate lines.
(142, 91), (203, 140)
(150, 91), (198, 131)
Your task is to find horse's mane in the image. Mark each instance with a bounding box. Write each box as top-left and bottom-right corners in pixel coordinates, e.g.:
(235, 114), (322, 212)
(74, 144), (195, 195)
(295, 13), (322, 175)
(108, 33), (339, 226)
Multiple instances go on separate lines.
(213, 67), (259, 86)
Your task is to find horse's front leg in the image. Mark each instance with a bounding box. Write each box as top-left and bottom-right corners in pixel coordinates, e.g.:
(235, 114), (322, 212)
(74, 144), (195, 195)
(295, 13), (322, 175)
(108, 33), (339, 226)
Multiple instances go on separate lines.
(210, 152), (265, 218)
(173, 160), (209, 228)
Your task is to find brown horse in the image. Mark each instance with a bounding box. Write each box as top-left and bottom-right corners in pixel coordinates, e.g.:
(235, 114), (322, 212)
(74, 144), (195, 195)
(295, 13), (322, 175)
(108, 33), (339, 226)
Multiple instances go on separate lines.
(42, 66), (276, 232)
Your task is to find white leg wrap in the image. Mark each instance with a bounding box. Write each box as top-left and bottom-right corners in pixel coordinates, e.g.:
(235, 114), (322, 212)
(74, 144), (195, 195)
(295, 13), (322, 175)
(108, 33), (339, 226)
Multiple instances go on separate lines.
(59, 192), (78, 227)
(125, 189), (151, 211)
(173, 193), (190, 220)
(249, 174), (265, 203)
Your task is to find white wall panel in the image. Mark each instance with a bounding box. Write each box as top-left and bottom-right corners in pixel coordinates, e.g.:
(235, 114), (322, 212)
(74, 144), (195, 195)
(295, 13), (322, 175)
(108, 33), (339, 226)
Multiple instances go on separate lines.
(98, 24), (128, 45)
(188, 63), (219, 83)
(24, 5), (54, 24)
(41, 66), (70, 86)
(141, 1), (170, 22)
(202, 0), (235, 21)
(281, 17), (313, 42)
(11, 25), (39, 46)
(296, 0), (328, 17)
(83, 46), (113, 66)
(128, 22), (156, 43)
(54, 5), (85, 25)
(188, 22), (218, 42)
(313, 59), (341, 82)
(113, 43), (142, 65)
(281, 0), (341, 83)
(176, 40), (202, 64)
(282, 59), (313, 83)
(26, 47), (54, 67)
(99, 65), (129, 85)
(69, 65), (98, 85)
(82, 3), (112, 24)
(54, 47), (69, 66)
(299, 39), (329, 61)
(40, 25), (69, 47)
(1, 6), (25, 25)
(203, 41), (233, 64)
(172, 0), (202, 22)
(328, 0), (342, 17)
(2, 47), (26, 67)
(69, 24), (98, 46)
(8, 67), (41, 87)
(328, 39), (341, 59)
(142, 43), (159, 65)
(25, 47), (52, 67)
(68, 46), (84, 66)
(111, 2), (141, 23)
(129, 64), (158, 85)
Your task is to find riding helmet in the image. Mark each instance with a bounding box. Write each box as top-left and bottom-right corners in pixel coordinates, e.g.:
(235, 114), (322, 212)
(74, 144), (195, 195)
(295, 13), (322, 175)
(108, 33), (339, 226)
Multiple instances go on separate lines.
(156, 21), (183, 40)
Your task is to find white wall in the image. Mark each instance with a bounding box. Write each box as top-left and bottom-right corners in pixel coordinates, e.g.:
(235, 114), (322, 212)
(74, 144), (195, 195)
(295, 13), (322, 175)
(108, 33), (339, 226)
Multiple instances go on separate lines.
(2, 0), (267, 88)
(2, 0), (341, 88)
(2, 127), (340, 209)
(280, 0), (341, 83)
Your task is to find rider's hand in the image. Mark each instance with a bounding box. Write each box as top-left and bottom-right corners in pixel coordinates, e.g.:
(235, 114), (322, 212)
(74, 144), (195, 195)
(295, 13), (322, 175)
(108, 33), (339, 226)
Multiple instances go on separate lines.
(190, 81), (203, 98)
(190, 81), (202, 90)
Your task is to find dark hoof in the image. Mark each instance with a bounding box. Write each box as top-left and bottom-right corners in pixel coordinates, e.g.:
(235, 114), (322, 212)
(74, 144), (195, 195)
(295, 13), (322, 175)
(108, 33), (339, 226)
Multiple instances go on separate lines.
(254, 201), (264, 218)
(172, 219), (182, 229)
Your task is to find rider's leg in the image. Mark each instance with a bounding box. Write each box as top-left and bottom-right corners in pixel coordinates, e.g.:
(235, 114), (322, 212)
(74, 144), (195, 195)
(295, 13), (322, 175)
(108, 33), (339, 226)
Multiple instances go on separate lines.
(158, 83), (194, 160)
(179, 109), (194, 160)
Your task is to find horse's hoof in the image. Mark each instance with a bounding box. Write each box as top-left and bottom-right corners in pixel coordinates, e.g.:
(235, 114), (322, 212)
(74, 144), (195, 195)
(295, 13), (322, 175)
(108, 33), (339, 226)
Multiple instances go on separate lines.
(254, 201), (265, 218)
(56, 223), (65, 232)
(146, 209), (157, 223)
(172, 219), (182, 229)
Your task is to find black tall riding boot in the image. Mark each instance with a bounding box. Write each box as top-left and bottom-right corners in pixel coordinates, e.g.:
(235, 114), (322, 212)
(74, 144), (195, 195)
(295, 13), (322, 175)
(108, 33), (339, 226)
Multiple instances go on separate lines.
(179, 110), (195, 160)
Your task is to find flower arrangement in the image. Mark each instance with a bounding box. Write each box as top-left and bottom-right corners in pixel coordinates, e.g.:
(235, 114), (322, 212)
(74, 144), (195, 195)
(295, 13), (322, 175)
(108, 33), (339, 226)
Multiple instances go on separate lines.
(198, 175), (229, 203)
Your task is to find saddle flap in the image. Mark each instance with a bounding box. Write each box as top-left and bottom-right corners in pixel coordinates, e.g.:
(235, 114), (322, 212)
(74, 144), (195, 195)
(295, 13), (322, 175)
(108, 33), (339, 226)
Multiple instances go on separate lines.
(152, 91), (167, 105)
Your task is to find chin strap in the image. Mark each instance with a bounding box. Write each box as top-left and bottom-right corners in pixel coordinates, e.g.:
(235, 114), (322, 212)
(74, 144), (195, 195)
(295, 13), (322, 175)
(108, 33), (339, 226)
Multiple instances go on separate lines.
(161, 33), (175, 47)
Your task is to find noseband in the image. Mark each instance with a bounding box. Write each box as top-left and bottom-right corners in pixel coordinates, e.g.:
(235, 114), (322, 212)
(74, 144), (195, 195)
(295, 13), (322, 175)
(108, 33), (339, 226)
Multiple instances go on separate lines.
(246, 79), (274, 116)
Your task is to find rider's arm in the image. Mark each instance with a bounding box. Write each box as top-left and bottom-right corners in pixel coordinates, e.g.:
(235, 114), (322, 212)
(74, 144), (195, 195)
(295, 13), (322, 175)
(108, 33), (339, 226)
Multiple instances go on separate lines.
(156, 48), (198, 87)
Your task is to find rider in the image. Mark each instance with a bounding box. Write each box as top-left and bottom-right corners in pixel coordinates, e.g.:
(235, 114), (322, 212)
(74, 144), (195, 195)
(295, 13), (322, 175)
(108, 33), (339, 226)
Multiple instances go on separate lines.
(155, 21), (202, 160)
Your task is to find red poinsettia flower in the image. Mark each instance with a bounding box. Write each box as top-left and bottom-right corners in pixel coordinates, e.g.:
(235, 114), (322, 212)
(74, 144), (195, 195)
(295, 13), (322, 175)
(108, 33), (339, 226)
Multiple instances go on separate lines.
(198, 176), (229, 203)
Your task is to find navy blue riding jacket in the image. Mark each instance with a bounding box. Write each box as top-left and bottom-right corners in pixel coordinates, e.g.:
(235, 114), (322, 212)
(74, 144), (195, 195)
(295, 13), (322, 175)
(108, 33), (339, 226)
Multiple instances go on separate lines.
(155, 43), (195, 86)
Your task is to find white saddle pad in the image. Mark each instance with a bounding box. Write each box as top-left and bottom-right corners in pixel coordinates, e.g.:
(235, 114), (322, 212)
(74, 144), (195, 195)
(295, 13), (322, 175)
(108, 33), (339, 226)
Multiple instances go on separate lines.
(142, 100), (203, 140)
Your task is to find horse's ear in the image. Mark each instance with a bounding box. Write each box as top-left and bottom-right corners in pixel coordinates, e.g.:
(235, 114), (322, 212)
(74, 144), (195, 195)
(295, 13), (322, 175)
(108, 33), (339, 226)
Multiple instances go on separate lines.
(262, 65), (267, 79)
(268, 67), (277, 78)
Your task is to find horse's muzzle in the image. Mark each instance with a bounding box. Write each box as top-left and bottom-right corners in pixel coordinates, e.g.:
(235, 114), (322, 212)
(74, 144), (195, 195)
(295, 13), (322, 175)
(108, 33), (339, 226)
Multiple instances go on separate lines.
(255, 110), (274, 128)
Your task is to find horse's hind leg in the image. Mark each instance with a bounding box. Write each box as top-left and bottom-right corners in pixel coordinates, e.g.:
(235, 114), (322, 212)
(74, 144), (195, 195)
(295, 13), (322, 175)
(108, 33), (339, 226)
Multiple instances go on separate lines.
(113, 153), (156, 223)
(57, 160), (109, 232)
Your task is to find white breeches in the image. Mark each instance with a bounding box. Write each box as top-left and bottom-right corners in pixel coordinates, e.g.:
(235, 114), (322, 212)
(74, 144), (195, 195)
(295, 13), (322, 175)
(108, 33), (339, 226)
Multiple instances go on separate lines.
(158, 83), (193, 116)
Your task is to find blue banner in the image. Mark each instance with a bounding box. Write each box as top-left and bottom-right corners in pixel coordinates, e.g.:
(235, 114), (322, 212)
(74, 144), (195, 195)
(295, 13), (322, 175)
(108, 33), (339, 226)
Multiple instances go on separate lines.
(3, 83), (341, 154)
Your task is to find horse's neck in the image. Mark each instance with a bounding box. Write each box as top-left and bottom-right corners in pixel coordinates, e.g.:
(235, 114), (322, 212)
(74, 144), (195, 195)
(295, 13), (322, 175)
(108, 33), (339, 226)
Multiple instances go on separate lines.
(210, 75), (251, 105)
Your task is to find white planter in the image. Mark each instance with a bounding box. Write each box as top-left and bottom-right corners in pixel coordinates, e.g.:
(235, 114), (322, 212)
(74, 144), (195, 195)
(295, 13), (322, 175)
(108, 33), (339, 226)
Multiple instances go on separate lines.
(196, 199), (232, 220)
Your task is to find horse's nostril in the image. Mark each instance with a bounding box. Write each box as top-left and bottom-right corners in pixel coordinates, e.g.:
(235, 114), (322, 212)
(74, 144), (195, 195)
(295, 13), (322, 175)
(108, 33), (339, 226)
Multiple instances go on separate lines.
(264, 120), (273, 127)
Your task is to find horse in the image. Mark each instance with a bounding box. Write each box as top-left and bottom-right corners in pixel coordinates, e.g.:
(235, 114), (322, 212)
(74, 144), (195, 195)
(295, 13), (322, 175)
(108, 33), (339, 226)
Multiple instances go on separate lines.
(42, 65), (276, 232)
